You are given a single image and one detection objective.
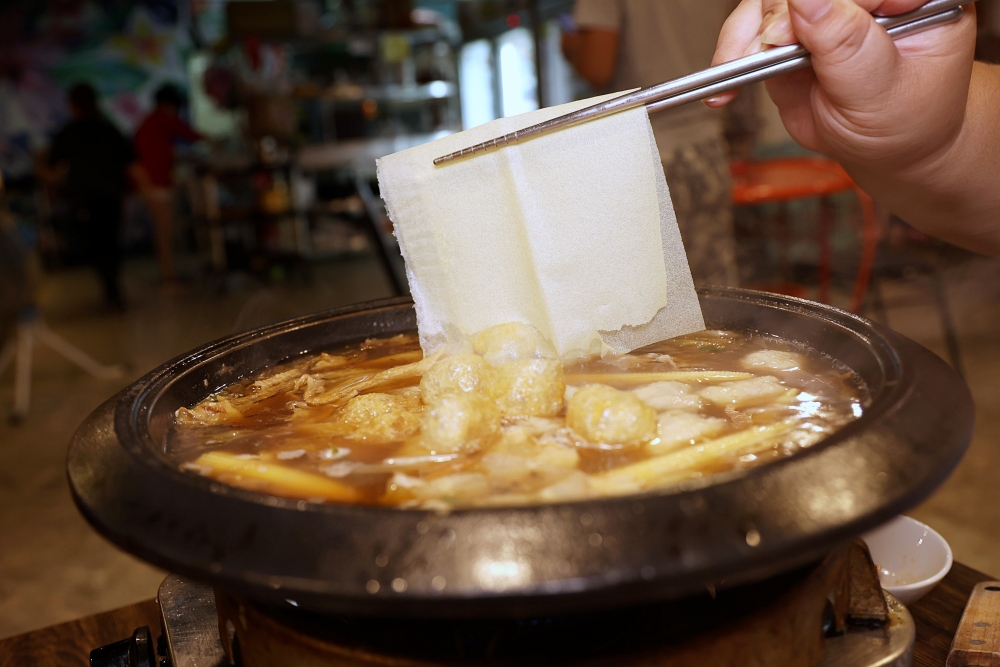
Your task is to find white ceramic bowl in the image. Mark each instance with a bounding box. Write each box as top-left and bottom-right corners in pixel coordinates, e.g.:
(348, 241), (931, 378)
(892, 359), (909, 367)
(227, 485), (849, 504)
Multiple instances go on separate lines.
(861, 515), (953, 605)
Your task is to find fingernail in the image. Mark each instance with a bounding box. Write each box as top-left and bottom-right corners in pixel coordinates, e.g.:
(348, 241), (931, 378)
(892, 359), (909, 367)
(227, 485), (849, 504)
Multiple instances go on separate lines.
(706, 96), (724, 105)
(789, 0), (833, 23)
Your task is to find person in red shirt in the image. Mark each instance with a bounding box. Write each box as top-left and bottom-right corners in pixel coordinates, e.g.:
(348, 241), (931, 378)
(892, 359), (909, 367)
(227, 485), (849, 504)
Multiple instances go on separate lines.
(134, 85), (203, 282)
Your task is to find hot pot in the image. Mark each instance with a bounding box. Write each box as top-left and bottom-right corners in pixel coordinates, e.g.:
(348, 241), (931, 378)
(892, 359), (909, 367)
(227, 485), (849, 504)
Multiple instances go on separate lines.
(67, 288), (973, 618)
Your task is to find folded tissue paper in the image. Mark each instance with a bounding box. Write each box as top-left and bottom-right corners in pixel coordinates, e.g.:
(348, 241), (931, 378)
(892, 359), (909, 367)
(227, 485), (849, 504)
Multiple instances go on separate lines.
(377, 92), (705, 359)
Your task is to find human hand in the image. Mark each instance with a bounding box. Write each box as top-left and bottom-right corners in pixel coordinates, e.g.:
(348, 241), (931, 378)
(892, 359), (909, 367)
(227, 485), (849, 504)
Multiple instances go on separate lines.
(707, 0), (976, 174)
(739, 0), (927, 51)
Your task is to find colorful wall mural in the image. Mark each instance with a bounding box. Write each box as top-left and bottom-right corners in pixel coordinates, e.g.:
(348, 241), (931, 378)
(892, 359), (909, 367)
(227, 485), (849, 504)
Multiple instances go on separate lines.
(0, 0), (192, 181)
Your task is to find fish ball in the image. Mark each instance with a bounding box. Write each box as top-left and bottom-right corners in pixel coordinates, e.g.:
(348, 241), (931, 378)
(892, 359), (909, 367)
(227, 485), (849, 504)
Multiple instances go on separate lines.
(700, 376), (788, 409)
(654, 411), (727, 450)
(631, 381), (702, 411)
(741, 350), (804, 372)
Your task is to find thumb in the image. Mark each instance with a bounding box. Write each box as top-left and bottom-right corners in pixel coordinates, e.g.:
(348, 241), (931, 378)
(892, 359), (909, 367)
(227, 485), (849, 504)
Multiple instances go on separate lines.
(787, 0), (902, 110)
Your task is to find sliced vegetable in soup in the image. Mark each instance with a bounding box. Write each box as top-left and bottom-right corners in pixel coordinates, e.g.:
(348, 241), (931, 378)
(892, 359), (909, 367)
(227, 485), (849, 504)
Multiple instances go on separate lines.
(169, 325), (865, 508)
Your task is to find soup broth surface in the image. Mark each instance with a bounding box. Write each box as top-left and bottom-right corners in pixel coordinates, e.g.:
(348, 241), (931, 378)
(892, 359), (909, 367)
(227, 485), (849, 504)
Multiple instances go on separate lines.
(169, 329), (864, 508)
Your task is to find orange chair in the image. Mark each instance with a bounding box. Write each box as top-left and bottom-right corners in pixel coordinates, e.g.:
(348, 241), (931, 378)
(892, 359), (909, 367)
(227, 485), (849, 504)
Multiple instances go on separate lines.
(731, 157), (879, 313)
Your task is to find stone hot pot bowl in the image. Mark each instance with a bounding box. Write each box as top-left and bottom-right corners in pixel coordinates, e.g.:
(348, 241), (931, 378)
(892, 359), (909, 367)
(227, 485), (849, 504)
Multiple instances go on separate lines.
(67, 288), (973, 618)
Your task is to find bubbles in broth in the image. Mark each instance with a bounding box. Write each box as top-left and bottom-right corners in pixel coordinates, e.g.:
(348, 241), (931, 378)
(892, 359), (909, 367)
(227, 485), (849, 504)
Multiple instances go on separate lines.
(169, 327), (865, 509)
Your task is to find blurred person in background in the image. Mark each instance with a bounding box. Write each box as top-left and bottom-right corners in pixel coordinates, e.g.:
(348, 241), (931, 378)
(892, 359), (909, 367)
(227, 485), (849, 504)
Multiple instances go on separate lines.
(38, 83), (145, 312)
(563, 0), (740, 288)
(134, 84), (203, 284)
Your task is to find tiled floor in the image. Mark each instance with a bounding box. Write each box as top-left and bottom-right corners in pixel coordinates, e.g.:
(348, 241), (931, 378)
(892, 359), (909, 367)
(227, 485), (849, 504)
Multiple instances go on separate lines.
(0, 251), (997, 639)
(872, 258), (1000, 578)
(0, 254), (395, 638)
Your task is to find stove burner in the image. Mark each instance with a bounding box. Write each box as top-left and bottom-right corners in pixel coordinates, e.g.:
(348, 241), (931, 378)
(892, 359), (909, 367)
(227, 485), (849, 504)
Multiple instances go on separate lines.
(215, 564), (825, 664)
(144, 548), (914, 667)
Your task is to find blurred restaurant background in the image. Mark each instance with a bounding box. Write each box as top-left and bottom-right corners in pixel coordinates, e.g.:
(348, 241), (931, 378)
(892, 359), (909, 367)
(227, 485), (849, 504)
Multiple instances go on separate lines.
(1, 0), (1000, 638)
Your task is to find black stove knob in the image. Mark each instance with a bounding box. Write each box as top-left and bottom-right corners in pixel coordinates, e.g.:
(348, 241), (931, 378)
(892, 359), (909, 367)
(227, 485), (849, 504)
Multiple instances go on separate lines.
(90, 626), (158, 667)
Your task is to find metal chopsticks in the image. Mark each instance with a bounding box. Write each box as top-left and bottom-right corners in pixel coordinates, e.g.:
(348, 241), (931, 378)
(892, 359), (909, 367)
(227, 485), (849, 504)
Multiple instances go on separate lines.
(434, 0), (972, 166)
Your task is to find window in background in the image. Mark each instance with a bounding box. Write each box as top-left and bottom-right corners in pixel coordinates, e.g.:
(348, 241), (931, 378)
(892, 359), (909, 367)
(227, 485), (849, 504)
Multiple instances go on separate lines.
(191, 0), (230, 46)
(188, 53), (240, 138)
(459, 39), (496, 129)
(498, 27), (538, 117)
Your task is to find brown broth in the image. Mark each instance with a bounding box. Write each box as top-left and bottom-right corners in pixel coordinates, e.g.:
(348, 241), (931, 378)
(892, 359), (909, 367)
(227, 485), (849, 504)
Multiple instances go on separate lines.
(168, 330), (865, 508)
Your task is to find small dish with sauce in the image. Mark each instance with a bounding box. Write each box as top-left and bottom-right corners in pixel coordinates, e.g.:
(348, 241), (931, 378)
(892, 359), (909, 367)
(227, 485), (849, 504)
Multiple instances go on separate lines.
(862, 515), (953, 605)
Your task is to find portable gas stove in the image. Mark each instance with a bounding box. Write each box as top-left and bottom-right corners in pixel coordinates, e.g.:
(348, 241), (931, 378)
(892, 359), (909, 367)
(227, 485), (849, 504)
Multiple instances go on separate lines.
(91, 542), (915, 667)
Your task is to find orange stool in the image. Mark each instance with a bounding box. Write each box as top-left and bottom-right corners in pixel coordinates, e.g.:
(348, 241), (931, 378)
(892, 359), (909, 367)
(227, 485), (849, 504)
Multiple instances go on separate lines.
(731, 157), (879, 313)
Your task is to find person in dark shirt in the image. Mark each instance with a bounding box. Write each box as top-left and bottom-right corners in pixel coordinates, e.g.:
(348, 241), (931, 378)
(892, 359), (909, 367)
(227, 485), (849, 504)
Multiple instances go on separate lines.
(134, 84), (203, 282)
(42, 83), (144, 310)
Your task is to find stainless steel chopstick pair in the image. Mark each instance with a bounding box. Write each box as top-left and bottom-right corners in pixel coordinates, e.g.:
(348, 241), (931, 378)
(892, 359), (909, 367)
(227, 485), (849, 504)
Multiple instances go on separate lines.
(434, 0), (973, 166)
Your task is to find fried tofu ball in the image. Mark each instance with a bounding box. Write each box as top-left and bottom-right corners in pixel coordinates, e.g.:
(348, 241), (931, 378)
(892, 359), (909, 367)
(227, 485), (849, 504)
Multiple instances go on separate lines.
(566, 384), (658, 447)
(700, 376), (789, 409)
(420, 354), (497, 405)
(741, 350), (804, 372)
(631, 381), (702, 411)
(422, 394), (501, 453)
(473, 322), (557, 366)
(654, 411), (727, 450)
(332, 393), (422, 443)
(495, 358), (565, 419)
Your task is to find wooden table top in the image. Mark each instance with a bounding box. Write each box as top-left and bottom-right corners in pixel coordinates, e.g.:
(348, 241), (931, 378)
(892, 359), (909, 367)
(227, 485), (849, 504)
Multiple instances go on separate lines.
(908, 562), (995, 667)
(0, 562), (992, 667)
(0, 598), (162, 667)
